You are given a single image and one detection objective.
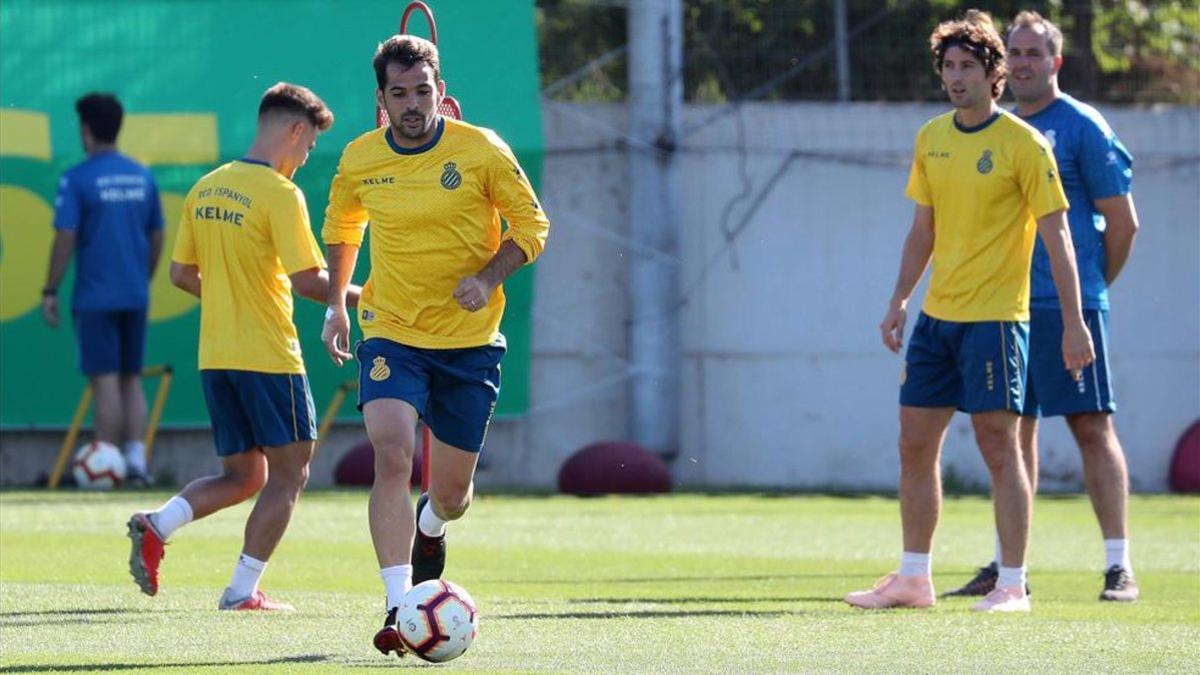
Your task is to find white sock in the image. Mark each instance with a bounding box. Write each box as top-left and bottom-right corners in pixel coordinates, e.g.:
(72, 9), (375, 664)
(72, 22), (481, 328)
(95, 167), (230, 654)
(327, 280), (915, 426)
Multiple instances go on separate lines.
(998, 565), (1026, 589)
(124, 441), (147, 473)
(418, 501), (447, 538)
(227, 553), (267, 600)
(899, 551), (931, 578)
(150, 495), (193, 540)
(1105, 539), (1132, 574)
(993, 533), (1003, 567)
(381, 564), (413, 610)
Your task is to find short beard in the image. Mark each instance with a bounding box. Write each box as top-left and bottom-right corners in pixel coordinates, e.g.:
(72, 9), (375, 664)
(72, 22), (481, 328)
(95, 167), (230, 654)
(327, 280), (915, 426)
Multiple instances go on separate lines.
(394, 113), (433, 140)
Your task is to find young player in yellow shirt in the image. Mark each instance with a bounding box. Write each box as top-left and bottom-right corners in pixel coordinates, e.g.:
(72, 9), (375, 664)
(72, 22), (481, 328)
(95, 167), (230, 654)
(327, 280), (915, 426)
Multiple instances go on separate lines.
(127, 83), (359, 610)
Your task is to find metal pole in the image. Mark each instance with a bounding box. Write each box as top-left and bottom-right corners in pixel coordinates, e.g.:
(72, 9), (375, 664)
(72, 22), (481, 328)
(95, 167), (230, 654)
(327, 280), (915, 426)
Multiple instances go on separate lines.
(834, 0), (851, 102)
(627, 0), (682, 456)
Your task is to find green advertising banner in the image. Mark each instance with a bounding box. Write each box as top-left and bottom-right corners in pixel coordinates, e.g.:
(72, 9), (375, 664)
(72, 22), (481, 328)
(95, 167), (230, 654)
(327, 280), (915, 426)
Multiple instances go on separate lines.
(0, 0), (543, 428)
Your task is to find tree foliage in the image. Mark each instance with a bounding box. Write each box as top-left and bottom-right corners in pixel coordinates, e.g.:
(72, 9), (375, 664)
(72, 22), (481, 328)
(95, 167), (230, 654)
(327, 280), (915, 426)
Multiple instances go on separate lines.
(537, 0), (1199, 103)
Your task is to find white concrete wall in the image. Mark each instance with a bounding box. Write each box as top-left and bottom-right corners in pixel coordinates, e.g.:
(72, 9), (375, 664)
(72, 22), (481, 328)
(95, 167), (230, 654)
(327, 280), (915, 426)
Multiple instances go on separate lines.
(4, 102), (1194, 492)
(506, 101), (1200, 492)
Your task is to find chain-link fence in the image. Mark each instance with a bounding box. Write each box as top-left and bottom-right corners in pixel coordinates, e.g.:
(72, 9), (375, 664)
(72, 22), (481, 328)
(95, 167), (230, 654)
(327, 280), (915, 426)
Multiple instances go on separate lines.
(538, 0), (1200, 104)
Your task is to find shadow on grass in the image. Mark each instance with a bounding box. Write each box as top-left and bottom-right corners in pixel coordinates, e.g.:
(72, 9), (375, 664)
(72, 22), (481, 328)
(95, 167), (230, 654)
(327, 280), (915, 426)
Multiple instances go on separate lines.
(491, 608), (800, 620)
(0, 617), (157, 628)
(489, 572), (863, 585)
(565, 596), (844, 604)
(0, 608), (195, 628)
(0, 655), (331, 673)
(0, 608), (189, 618)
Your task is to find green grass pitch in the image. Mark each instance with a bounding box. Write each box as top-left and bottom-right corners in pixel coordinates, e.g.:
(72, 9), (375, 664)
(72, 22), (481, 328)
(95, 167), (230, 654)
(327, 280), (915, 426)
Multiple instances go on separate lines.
(1, 491), (1197, 672)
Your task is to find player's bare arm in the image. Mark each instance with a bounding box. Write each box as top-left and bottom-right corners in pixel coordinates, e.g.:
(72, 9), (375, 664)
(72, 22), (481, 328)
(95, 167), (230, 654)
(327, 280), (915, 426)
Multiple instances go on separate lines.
(322, 242), (360, 365)
(169, 261), (201, 298)
(881, 204), (934, 353)
(453, 240), (528, 313)
(1096, 194), (1140, 285)
(41, 229), (76, 328)
(290, 267), (361, 308)
(1035, 209), (1095, 373)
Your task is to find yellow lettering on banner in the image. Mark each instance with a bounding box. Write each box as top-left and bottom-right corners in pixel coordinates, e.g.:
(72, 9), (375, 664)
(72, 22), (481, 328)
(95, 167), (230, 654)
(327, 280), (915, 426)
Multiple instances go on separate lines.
(0, 186), (53, 320)
(120, 114), (218, 165)
(0, 110), (51, 160)
(149, 192), (199, 321)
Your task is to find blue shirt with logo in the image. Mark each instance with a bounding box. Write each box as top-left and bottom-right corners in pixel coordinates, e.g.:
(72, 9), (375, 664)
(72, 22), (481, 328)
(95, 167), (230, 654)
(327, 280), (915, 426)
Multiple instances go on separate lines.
(53, 151), (164, 310)
(1020, 94), (1133, 311)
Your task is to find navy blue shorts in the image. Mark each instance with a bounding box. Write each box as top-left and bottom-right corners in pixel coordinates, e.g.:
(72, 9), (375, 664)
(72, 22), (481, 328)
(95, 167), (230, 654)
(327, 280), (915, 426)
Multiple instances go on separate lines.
(200, 370), (317, 456)
(1023, 309), (1116, 417)
(900, 312), (1029, 414)
(74, 308), (147, 376)
(356, 337), (504, 453)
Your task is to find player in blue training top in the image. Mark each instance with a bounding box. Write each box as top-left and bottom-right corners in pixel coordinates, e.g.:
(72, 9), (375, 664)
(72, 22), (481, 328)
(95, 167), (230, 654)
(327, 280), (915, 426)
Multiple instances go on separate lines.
(43, 93), (164, 485)
(944, 11), (1141, 603)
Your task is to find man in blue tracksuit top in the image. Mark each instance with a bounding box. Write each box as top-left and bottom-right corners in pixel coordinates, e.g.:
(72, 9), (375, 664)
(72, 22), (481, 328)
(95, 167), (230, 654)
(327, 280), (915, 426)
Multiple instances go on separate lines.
(944, 12), (1142, 603)
(42, 93), (165, 484)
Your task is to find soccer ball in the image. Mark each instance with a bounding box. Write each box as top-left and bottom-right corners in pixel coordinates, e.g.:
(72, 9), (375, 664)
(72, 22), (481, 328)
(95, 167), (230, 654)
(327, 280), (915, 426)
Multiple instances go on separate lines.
(398, 579), (479, 662)
(72, 441), (127, 489)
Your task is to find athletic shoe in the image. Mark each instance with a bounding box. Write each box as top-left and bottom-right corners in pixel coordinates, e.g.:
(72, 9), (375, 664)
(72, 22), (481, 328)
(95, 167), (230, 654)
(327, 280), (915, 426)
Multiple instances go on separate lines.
(943, 562), (998, 597)
(971, 584), (1030, 613)
(1100, 565), (1139, 602)
(127, 512), (165, 596)
(411, 493), (446, 585)
(373, 606), (407, 657)
(844, 573), (936, 609)
(217, 588), (295, 611)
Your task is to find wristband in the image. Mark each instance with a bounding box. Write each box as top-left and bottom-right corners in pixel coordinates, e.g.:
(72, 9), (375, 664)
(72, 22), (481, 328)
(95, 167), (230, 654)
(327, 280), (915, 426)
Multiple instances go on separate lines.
(325, 307), (337, 320)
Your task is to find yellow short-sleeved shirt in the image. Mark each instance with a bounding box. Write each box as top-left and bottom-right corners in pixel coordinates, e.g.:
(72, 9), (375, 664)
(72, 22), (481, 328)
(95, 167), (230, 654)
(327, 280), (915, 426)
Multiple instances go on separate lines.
(322, 118), (550, 349)
(173, 160), (325, 373)
(906, 110), (1068, 322)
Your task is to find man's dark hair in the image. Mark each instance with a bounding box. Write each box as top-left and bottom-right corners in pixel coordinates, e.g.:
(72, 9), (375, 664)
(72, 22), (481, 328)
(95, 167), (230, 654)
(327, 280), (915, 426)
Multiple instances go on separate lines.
(930, 9), (1008, 100)
(258, 82), (334, 131)
(75, 93), (123, 143)
(373, 34), (441, 89)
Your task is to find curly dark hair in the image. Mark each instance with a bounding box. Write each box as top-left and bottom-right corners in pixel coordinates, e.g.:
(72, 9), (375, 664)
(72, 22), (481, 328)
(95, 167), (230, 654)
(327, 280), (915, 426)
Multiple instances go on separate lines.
(930, 9), (1007, 100)
(373, 34), (441, 89)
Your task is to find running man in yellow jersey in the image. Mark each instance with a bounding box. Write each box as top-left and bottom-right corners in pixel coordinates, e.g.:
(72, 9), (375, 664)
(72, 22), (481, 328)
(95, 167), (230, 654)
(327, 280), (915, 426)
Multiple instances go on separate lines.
(319, 36), (549, 656)
(844, 11), (1094, 614)
(127, 83), (359, 610)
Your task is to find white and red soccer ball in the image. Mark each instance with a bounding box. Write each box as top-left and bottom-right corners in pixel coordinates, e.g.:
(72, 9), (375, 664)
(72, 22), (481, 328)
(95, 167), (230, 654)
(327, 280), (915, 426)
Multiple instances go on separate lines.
(398, 579), (479, 663)
(72, 441), (126, 489)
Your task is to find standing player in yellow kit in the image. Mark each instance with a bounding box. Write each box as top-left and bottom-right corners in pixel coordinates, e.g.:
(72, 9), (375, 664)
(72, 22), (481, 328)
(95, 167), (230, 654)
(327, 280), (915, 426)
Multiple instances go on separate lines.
(844, 11), (1094, 614)
(320, 35), (550, 655)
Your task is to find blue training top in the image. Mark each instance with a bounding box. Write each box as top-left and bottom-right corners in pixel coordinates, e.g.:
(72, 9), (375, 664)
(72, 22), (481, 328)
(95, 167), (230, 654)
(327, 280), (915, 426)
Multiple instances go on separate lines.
(53, 151), (164, 311)
(1019, 94), (1133, 311)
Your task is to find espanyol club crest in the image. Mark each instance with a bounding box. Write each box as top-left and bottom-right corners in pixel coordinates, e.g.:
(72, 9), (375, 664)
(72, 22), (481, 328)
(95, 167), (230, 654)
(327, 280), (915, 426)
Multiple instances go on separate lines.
(976, 149), (993, 174)
(441, 161), (462, 190)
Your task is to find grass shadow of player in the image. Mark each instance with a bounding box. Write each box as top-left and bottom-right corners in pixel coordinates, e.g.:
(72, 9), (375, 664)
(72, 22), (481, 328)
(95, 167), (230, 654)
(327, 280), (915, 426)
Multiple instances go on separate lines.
(490, 572), (862, 585)
(490, 608), (800, 620)
(0, 607), (193, 628)
(0, 608), (187, 618)
(0, 655), (332, 673)
(564, 595), (844, 605)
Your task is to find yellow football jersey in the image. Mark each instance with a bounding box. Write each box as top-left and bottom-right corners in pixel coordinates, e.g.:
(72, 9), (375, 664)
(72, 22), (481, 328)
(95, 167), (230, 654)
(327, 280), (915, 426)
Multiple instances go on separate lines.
(322, 118), (550, 349)
(172, 160), (325, 373)
(907, 110), (1068, 322)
